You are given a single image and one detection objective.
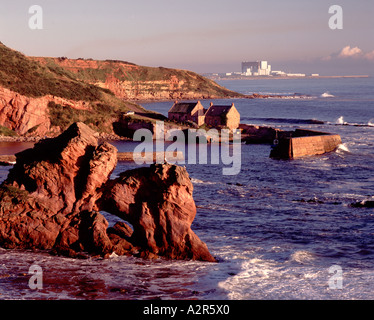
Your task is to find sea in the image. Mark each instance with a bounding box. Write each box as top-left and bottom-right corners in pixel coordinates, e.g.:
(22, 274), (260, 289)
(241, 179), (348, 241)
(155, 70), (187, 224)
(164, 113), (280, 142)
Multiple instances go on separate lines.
(0, 77), (373, 300)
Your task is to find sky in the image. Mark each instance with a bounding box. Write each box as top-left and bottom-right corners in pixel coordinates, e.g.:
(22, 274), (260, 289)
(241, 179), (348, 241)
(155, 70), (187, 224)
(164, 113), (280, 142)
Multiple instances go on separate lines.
(0, 0), (373, 75)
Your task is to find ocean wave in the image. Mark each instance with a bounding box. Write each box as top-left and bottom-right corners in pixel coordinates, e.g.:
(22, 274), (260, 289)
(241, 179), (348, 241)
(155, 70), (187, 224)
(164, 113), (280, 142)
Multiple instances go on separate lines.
(288, 250), (315, 264)
(336, 143), (351, 153)
(190, 178), (216, 185)
(335, 116), (346, 125)
(321, 92), (335, 98)
(332, 116), (374, 127)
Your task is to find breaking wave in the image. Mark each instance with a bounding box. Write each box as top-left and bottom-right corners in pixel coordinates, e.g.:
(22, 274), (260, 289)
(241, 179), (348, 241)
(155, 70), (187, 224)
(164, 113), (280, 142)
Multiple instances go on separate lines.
(190, 178), (216, 185)
(333, 116), (374, 127)
(335, 116), (347, 125)
(321, 92), (335, 98)
(337, 143), (351, 153)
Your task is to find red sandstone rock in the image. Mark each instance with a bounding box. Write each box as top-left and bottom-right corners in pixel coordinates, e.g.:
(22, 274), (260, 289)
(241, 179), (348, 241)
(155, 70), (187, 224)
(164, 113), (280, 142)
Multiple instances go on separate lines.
(99, 163), (217, 262)
(0, 122), (215, 261)
(52, 211), (114, 258)
(0, 122), (118, 257)
(0, 87), (90, 136)
(5, 122), (117, 214)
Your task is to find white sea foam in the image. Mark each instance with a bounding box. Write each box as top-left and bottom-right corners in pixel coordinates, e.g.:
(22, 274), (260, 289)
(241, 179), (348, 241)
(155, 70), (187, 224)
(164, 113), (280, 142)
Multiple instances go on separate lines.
(321, 92), (335, 98)
(191, 178), (205, 184)
(337, 143), (351, 153)
(289, 250), (315, 264)
(368, 119), (374, 127)
(190, 178), (216, 185)
(216, 254), (374, 300)
(336, 116), (346, 125)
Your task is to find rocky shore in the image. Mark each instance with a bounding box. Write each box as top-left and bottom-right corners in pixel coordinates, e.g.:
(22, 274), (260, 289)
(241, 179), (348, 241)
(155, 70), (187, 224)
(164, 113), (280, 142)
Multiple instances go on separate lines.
(0, 122), (215, 262)
(0, 131), (130, 143)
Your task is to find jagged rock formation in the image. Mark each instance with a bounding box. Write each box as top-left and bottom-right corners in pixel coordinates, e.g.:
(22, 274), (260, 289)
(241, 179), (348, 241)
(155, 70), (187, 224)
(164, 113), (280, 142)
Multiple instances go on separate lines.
(0, 122), (215, 261)
(0, 122), (118, 256)
(0, 86), (91, 136)
(99, 164), (215, 261)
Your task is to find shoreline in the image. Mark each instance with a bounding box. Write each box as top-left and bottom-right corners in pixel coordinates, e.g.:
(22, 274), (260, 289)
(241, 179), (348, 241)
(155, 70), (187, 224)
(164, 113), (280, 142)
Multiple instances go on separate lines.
(0, 132), (132, 143)
(0, 92), (313, 143)
(0, 151), (184, 165)
(207, 75), (370, 81)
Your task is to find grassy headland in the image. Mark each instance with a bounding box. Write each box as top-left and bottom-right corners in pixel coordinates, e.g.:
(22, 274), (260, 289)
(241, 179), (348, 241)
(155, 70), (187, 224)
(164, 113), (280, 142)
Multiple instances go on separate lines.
(0, 42), (241, 137)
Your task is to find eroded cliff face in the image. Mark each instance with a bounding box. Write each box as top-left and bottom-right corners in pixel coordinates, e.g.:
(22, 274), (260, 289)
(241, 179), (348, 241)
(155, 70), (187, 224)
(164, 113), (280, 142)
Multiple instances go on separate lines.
(0, 87), (50, 136)
(98, 75), (230, 101)
(34, 57), (240, 101)
(0, 86), (90, 136)
(99, 77), (195, 101)
(0, 42), (240, 138)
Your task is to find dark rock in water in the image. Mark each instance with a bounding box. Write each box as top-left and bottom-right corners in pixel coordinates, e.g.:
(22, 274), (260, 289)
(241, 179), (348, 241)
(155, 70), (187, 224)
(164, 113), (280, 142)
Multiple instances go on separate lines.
(99, 163), (216, 262)
(293, 197), (324, 204)
(351, 200), (374, 208)
(0, 122), (215, 261)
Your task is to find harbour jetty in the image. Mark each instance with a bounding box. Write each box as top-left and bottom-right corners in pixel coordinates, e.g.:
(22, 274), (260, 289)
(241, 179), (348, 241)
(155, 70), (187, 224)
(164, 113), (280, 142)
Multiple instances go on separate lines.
(239, 124), (342, 159)
(269, 129), (342, 159)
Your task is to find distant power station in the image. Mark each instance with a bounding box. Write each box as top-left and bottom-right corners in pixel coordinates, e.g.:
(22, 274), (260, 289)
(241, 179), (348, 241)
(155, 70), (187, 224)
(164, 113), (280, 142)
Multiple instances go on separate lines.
(241, 61), (271, 76)
(205, 60), (317, 79)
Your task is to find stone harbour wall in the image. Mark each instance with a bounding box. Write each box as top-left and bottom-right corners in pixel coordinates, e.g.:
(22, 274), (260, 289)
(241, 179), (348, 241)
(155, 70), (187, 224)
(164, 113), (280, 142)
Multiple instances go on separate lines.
(291, 134), (342, 158)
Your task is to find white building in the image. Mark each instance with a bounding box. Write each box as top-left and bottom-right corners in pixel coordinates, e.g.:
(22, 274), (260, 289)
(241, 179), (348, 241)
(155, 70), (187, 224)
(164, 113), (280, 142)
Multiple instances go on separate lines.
(271, 70), (286, 76)
(287, 73), (306, 77)
(242, 60), (271, 76)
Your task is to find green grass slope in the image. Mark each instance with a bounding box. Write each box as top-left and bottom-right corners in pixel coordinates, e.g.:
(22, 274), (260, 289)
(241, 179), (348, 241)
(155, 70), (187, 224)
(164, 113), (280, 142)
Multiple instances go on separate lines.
(0, 42), (156, 134)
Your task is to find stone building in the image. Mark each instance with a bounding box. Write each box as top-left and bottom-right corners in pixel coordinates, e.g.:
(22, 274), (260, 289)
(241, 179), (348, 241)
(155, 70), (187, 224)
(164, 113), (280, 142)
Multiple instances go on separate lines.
(168, 101), (240, 130)
(168, 101), (205, 126)
(204, 102), (240, 130)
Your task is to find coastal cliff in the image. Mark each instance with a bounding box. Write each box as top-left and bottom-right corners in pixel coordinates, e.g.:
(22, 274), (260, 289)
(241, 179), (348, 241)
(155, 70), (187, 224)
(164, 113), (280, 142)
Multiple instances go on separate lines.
(32, 57), (241, 101)
(0, 42), (239, 138)
(0, 42), (158, 137)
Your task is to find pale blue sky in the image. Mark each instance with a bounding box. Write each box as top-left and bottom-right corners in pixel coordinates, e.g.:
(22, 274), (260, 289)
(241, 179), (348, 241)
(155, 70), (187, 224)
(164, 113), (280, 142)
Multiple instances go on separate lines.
(0, 0), (373, 75)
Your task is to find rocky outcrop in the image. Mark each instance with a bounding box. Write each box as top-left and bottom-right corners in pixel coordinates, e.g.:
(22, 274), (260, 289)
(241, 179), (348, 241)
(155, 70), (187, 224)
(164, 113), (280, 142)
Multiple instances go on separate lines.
(240, 124), (279, 144)
(0, 87), (90, 136)
(100, 79), (230, 101)
(99, 164), (216, 261)
(351, 199), (374, 208)
(0, 122), (215, 261)
(0, 122), (118, 257)
(5, 122), (117, 214)
(0, 87), (51, 136)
